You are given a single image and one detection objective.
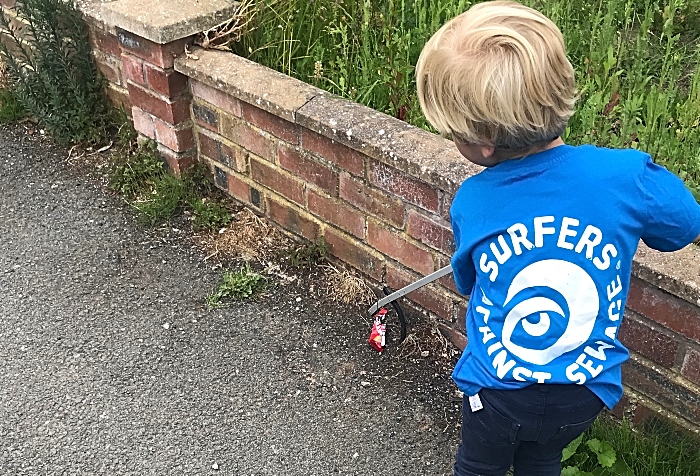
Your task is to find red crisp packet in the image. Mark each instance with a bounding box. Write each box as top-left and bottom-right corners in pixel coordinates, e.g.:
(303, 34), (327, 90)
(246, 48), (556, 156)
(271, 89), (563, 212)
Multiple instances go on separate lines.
(369, 309), (387, 352)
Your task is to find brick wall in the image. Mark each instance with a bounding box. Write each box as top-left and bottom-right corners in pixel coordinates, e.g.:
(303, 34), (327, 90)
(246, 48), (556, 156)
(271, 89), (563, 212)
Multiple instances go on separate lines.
(175, 50), (700, 432)
(4, 0), (700, 432)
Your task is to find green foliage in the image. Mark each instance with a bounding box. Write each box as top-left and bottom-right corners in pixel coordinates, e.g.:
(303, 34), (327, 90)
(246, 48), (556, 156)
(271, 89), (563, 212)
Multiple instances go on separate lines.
(206, 263), (267, 309)
(109, 142), (232, 228)
(190, 198), (232, 232)
(0, 87), (26, 122)
(0, 0), (112, 144)
(278, 237), (330, 268)
(562, 417), (700, 476)
(235, 0), (700, 193)
(562, 433), (634, 476)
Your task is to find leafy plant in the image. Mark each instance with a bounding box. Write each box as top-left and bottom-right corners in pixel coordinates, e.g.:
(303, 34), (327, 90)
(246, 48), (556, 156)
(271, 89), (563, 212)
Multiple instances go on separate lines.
(190, 198), (232, 232)
(110, 143), (232, 228)
(562, 433), (634, 476)
(0, 87), (25, 122)
(278, 237), (330, 268)
(0, 0), (112, 144)
(206, 263), (267, 309)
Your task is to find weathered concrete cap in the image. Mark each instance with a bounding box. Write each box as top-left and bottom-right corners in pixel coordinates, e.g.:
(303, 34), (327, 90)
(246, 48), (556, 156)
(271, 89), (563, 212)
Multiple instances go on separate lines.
(76, 0), (119, 33)
(634, 242), (700, 306)
(297, 94), (482, 194)
(101, 0), (239, 44)
(175, 48), (324, 122)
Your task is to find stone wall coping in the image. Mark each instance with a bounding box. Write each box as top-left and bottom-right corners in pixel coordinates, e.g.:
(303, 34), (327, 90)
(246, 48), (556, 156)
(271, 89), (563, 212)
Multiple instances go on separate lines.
(179, 48), (699, 308)
(76, 0), (119, 34)
(99, 0), (239, 44)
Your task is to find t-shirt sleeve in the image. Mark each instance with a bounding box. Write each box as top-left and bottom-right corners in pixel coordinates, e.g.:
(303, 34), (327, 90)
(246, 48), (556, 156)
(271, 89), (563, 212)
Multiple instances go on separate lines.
(639, 157), (700, 251)
(450, 216), (476, 296)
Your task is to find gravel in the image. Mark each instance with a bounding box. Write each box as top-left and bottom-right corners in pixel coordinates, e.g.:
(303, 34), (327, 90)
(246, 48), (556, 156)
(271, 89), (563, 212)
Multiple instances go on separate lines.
(0, 124), (462, 475)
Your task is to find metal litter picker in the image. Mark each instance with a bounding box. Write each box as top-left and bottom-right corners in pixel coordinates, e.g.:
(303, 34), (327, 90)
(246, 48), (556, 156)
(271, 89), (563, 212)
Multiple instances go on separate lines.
(367, 265), (453, 352)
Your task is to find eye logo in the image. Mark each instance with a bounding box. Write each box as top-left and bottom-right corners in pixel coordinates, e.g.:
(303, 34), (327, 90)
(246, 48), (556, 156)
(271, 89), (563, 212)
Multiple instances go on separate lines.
(501, 259), (599, 366)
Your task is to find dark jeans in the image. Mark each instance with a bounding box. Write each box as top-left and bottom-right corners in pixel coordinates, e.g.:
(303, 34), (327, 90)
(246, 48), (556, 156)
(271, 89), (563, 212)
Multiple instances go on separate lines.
(454, 384), (604, 476)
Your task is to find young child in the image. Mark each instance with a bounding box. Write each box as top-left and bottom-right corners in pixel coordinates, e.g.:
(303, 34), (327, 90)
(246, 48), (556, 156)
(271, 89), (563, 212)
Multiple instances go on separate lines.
(415, 2), (700, 475)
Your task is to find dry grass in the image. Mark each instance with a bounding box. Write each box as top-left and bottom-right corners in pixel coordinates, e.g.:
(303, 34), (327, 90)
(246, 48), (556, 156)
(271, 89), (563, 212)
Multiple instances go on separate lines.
(196, 207), (292, 264)
(397, 323), (451, 361)
(323, 264), (377, 306)
(196, 0), (258, 50)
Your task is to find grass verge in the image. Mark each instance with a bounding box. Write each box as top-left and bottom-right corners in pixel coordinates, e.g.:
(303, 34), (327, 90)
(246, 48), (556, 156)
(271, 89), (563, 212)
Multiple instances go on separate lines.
(563, 415), (700, 476)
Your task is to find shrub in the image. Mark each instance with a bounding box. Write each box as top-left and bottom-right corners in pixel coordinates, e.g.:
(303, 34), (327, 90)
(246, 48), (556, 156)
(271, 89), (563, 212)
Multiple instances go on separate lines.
(0, 0), (112, 144)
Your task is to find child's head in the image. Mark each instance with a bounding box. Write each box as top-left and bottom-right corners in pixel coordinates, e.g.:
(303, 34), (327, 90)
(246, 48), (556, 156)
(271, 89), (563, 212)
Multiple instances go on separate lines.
(416, 1), (575, 164)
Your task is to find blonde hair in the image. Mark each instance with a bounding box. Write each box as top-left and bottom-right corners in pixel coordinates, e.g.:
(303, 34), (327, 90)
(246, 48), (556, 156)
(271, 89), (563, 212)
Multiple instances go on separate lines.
(416, 1), (576, 151)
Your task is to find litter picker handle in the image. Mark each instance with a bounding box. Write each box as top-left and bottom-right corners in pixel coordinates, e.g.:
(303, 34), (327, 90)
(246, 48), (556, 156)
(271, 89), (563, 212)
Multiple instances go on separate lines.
(367, 265), (453, 316)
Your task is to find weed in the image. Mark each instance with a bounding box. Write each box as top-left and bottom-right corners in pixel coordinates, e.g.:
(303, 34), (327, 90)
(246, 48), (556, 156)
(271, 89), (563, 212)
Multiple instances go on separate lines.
(206, 263), (267, 309)
(278, 237), (330, 268)
(109, 143), (232, 229)
(190, 198), (232, 232)
(0, 87), (25, 122)
(0, 0), (113, 144)
(562, 416), (700, 476)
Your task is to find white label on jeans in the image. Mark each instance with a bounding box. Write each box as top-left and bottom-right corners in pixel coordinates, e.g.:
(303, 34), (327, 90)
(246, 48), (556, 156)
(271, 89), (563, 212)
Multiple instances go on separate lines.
(468, 394), (483, 412)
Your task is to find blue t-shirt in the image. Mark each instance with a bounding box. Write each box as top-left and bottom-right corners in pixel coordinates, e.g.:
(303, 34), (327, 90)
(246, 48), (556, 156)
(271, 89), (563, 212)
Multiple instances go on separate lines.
(450, 144), (700, 409)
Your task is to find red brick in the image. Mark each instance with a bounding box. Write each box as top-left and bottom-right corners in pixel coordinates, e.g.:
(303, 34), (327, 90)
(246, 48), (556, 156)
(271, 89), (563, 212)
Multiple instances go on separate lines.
(618, 315), (679, 368)
(632, 403), (657, 425)
(622, 358), (700, 424)
(323, 228), (383, 281)
(158, 146), (195, 177)
(681, 348), (700, 385)
(279, 145), (338, 195)
(198, 131), (246, 171)
(131, 107), (155, 139)
(407, 211), (455, 254)
(191, 80), (241, 117)
(437, 255), (459, 294)
(116, 29), (192, 69)
(302, 129), (365, 176)
(154, 120), (195, 153)
(221, 117), (277, 162)
(610, 395), (631, 420)
(339, 173), (405, 228)
(250, 158), (304, 205)
(240, 101), (299, 144)
(627, 277), (700, 344)
(127, 82), (190, 125)
(145, 65), (188, 98)
(307, 189), (365, 238)
(95, 57), (121, 86)
(227, 173), (253, 204)
(369, 161), (439, 212)
(105, 85), (131, 111)
(89, 28), (120, 57)
(442, 194), (454, 222)
(192, 103), (218, 132)
(386, 264), (453, 321)
(367, 221), (434, 276)
(455, 300), (468, 331)
(438, 322), (467, 351)
(121, 54), (145, 85)
(267, 198), (319, 241)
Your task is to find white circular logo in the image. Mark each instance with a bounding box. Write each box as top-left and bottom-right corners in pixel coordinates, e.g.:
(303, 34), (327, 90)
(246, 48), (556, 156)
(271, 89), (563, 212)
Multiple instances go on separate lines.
(501, 259), (599, 366)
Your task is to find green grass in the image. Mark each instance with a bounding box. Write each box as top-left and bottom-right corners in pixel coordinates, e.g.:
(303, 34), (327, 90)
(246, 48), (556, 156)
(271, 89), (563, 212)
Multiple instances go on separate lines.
(109, 140), (232, 229)
(206, 263), (267, 309)
(563, 415), (700, 476)
(234, 0), (700, 195)
(276, 237), (330, 269)
(0, 87), (25, 122)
